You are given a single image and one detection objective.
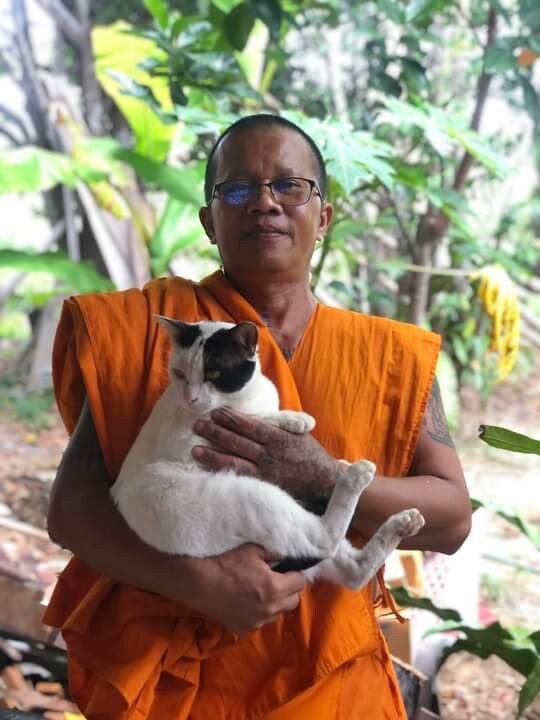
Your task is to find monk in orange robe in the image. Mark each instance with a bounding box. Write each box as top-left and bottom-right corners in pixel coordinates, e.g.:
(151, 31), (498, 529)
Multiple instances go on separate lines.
(45, 115), (471, 719)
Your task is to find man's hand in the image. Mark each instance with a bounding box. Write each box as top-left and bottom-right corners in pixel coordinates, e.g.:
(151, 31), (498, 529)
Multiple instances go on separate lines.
(192, 408), (340, 499)
(185, 544), (306, 634)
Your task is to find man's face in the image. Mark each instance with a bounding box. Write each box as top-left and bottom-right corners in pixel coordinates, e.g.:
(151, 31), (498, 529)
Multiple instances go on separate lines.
(199, 127), (332, 282)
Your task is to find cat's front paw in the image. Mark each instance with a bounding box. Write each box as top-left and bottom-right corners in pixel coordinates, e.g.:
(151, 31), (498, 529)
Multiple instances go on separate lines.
(276, 411), (316, 434)
(344, 459), (376, 494)
(389, 508), (425, 539)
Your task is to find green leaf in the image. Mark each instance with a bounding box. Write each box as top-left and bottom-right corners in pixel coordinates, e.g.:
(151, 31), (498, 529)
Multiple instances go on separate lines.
(471, 497), (540, 551)
(92, 22), (177, 162)
(390, 586), (462, 622)
(428, 621), (539, 677)
(406, 0), (441, 23)
(0, 250), (114, 293)
(246, 0), (282, 39)
(84, 139), (205, 206)
(484, 39), (516, 73)
(520, 0), (540, 32)
(150, 198), (205, 275)
(0, 146), (111, 194)
(478, 424), (540, 455)
(519, 659), (540, 715)
(378, 0), (405, 24)
(0, 147), (77, 193)
(143, 0), (169, 29)
(224, 3), (255, 50)
(284, 113), (395, 192)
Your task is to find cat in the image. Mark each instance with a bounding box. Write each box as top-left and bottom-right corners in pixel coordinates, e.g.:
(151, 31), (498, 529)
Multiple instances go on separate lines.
(111, 316), (424, 589)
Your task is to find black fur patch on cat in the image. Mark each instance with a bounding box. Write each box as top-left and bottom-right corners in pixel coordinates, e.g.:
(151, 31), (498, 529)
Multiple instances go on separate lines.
(178, 324), (202, 348)
(272, 556), (322, 572)
(203, 328), (256, 393)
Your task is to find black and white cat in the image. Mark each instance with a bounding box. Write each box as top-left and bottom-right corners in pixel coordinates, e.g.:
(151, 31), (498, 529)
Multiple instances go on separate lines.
(111, 317), (424, 588)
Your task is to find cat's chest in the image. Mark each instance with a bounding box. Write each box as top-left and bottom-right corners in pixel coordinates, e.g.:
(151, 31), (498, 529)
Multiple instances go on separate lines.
(152, 421), (207, 464)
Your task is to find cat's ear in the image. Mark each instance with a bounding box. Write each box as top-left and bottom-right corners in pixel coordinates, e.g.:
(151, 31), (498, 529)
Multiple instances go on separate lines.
(154, 315), (202, 348)
(228, 322), (258, 356)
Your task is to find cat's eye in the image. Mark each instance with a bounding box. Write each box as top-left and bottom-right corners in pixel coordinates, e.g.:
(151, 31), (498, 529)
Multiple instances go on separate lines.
(206, 370), (221, 381)
(173, 369), (185, 380)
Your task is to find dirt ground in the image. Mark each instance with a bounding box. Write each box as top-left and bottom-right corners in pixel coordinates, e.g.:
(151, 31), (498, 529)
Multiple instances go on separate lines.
(0, 366), (539, 718)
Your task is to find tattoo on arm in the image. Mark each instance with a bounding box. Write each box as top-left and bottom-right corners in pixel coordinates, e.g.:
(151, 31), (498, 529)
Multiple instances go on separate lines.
(424, 378), (455, 449)
(62, 400), (111, 484)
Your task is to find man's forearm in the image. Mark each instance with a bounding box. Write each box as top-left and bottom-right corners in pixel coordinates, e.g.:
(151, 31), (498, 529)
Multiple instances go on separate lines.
(351, 472), (471, 554)
(48, 449), (209, 607)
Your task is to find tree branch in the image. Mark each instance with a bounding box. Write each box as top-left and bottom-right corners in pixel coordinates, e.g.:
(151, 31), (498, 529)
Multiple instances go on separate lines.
(452, 6), (497, 193)
(0, 103), (33, 143)
(36, 0), (84, 47)
(0, 126), (22, 146)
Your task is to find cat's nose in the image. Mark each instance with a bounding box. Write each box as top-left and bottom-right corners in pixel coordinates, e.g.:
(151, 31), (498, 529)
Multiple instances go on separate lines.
(184, 389), (198, 405)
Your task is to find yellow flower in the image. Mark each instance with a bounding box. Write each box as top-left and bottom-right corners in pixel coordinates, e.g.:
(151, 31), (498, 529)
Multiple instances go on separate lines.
(473, 264), (520, 381)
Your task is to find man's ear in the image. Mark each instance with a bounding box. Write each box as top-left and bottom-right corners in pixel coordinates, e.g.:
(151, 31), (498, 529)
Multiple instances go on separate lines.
(318, 201), (333, 237)
(199, 206), (216, 244)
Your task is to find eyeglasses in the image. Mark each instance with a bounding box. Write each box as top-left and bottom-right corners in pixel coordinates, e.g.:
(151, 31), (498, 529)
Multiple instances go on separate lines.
(211, 177), (321, 207)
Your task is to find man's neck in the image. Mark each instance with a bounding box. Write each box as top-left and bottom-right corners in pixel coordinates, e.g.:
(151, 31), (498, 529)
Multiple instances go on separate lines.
(223, 270), (316, 353)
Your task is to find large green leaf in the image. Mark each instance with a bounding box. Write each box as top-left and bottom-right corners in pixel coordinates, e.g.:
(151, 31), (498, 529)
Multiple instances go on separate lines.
(484, 39), (517, 73)
(519, 659), (540, 715)
(246, 0), (282, 39)
(0, 146), (115, 194)
(83, 139), (204, 206)
(92, 22), (177, 162)
(224, 3), (255, 50)
(426, 620), (538, 677)
(520, 0), (540, 32)
(390, 586), (462, 621)
(377, 98), (454, 156)
(150, 198), (205, 275)
(284, 113), (395, 192)
(0, 249), (114, 293)
(378, 0), (406, 24)
(478, 424), (540, 455)
(471, 497), (540, 550)
(406, 0), (443, 22)
(143, 0), (169, 29)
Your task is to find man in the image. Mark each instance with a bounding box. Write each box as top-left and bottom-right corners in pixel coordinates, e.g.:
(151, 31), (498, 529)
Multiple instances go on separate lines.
(46, 114), (471, 718)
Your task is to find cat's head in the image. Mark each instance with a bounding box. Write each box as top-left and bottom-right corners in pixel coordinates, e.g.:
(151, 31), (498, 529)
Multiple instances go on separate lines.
(155, 316), (260, 414)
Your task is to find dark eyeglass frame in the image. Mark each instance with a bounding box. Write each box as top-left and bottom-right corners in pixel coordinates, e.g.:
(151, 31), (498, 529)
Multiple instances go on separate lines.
(209, 177), (322, 207)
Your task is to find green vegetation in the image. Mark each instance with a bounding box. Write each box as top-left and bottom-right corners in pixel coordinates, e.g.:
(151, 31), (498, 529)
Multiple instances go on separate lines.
(1, 0), (538, 401)
(393, 425), (540, 717)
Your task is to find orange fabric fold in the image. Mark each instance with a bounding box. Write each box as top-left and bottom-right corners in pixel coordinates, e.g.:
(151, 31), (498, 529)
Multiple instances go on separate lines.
(44, 271), (440, 719)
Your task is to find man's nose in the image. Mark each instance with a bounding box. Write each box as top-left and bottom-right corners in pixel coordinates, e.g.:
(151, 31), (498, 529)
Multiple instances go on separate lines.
(248, 184), (282, 212)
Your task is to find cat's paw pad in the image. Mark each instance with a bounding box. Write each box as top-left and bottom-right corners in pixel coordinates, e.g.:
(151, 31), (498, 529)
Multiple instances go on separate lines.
(345, 459), (376, 492)
(279, 411), (316, 434)
(391, 508), (425, 539)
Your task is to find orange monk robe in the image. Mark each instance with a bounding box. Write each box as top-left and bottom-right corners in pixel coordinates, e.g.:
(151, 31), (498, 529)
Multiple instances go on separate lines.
(44, 270), (441, 719)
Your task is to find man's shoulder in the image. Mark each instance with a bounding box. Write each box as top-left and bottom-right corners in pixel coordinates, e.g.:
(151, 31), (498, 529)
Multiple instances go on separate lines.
(318, 304), (440, 345)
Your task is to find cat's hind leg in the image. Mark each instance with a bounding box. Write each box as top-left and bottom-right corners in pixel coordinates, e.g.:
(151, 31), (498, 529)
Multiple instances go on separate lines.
(306, 508), (424, 589)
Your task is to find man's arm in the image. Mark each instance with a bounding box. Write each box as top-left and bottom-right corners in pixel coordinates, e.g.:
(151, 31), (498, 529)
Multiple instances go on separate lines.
(192, 378), (471, 555)
(47, 399), (306, 634)
(350, 378), (470, 553)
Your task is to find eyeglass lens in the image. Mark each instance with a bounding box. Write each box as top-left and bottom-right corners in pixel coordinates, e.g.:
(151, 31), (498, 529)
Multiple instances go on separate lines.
(217, 178), (314, 206)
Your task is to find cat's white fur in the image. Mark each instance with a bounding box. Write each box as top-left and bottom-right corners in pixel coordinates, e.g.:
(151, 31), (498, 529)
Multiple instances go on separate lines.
(112, 317), (424, 589)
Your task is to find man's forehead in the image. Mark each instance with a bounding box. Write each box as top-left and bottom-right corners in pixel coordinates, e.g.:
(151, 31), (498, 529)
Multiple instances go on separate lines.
(215, 127), (317, 178)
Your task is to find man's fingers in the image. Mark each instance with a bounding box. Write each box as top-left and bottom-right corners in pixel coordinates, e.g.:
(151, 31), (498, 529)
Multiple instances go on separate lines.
(191, 445), (260, 477)
(272, 570), (307, 598)
(194, 419), (262, 461)
(210, 407), (278, 444)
